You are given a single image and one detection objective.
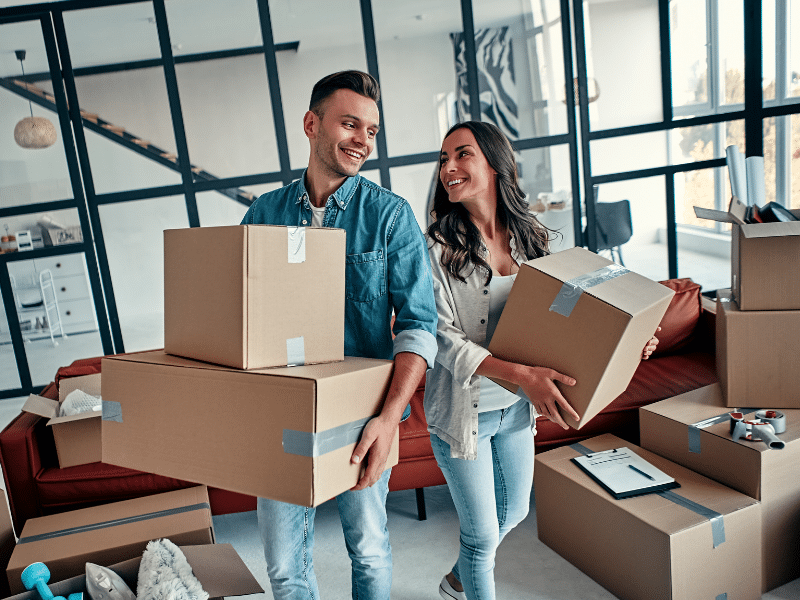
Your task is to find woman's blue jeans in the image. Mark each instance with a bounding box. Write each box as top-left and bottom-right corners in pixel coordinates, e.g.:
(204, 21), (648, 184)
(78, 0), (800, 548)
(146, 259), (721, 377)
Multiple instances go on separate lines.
(431, 399), (535, 600)
(257, 469), (392, 600)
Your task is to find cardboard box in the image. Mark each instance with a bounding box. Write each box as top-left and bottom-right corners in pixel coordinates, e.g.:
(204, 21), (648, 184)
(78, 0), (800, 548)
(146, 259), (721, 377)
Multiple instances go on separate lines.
(535, 433), (762, 600)
(6, 485), (213, 593)
(164, 225), (346, 369)
(20, 373), (102, 468)
(695, 196), (800, 311)
(488, 247), (673, 428)
(101, 351), (398, 507)
(640, 383), (800, 591)
(0, 489), (14, 598)
(716, 292), (800, 408)
(4, 543), (263, 600)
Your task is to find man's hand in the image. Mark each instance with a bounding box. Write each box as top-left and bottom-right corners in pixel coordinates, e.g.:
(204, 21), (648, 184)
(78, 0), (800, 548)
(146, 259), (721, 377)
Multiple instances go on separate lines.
(349, 351), (427, 490)
(350, 414), (397, 490)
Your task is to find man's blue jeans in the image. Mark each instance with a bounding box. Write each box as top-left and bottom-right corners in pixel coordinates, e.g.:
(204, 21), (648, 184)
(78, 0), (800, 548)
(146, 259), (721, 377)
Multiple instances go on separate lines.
(257, 469), (392, 600)
(431, 399), (535, 600)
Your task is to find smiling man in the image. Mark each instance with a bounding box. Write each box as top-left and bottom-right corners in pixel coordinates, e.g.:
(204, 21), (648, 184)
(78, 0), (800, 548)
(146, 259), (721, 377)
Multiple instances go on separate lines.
(240, 71), (437, 600)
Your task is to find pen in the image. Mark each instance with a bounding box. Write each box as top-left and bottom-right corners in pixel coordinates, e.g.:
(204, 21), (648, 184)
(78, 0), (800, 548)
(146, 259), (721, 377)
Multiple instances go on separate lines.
(628, 464), (655, 481)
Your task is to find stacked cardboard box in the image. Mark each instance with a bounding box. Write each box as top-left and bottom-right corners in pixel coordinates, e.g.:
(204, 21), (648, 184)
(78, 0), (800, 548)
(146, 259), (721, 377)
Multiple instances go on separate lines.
(101, 225), (398, 508)
(630, 196), (800, 592)
(640, 385), (800, 592)
(534, 197), (800, 597)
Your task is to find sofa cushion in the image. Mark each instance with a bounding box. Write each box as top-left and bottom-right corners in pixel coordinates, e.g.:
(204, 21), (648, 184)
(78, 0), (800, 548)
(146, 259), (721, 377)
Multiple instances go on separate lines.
(653, 278), (702, 356)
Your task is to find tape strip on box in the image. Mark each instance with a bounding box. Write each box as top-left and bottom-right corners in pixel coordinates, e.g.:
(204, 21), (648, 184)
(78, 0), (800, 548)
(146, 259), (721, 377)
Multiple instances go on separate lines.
(687, 408), (758, 454)
(287, 227), (306, 263)
(549, 264), (629, 317)
(571, 443), (726, 548)
(283, 416), (372, 457)
(102, 400), (123, 422)
(17, 502), (211, 544)
(286, 336), (306, 366)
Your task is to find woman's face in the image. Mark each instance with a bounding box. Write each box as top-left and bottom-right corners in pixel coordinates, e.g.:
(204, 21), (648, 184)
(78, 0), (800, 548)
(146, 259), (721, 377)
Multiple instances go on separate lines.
(439, 127), (497, 208)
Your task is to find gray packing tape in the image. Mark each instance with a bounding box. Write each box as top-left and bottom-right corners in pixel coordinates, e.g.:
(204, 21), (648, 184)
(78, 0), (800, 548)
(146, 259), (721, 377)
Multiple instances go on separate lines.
(287, 227), (306, 263)
(687, 408), (759, 453)
(570, 444), (726, 548)
(18, 502), (211, 544)
(283, 416), (373, 457)
(102, 400), (123, 422)
(549, 264), (629, 317)
(658, 489), (726, 548)
(571, 442), (593, 456)
(286, 336), (305, 366)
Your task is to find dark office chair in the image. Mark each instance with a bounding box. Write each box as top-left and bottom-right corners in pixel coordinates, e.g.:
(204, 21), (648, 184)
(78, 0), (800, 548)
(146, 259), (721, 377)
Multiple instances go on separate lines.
(586, 199), (633, 266)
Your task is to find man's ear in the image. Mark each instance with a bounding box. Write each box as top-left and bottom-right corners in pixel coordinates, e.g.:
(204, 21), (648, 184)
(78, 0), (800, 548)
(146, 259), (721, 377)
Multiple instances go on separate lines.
(303, 110), (317, 140)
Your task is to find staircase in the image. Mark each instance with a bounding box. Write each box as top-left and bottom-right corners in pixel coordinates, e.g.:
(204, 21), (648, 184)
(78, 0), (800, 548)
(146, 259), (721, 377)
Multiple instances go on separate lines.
(1, 76), (257, 207)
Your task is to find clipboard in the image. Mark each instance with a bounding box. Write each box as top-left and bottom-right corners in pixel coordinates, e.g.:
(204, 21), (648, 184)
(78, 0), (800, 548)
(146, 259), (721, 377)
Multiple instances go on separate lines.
(571, 447), (681, 500)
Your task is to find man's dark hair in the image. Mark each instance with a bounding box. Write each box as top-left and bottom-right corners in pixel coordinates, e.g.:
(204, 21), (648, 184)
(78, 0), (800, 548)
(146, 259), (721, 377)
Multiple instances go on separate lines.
(309, 70), (380, 116)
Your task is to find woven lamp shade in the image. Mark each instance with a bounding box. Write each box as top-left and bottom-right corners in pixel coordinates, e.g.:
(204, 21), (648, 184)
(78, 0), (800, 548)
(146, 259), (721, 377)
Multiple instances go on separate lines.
(14, 116), (57, 149)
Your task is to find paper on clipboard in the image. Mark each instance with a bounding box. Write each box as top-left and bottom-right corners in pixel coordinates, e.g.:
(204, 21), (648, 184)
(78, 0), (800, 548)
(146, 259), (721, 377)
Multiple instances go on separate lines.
(571, 447), (680, 499)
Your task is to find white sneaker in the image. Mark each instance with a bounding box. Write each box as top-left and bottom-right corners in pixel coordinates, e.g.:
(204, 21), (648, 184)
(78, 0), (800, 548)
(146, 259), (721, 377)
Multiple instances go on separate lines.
(439, 575), (467, 600)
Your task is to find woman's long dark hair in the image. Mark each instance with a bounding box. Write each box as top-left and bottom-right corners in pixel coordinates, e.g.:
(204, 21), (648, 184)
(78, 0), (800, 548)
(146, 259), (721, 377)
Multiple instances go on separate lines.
(427, 121), (552, 284)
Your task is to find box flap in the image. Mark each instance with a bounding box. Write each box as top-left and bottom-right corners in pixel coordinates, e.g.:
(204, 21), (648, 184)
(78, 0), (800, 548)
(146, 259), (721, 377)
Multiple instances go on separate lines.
(740, 220), (800, 239)
(21, 394), (57, 419)
(181, 544), (264, 596)
(693, 195), (748, 225)
(47, 409), (102, 427)
(59, 373), (101, 402)
(526, 247), (675, 317)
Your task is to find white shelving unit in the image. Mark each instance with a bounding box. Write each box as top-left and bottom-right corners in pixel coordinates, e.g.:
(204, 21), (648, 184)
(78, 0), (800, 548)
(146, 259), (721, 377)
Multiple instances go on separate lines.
(1, 254), (98, 345)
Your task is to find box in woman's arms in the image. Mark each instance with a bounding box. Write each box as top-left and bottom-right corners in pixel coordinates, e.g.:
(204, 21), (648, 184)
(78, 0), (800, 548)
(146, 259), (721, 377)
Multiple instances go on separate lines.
(488, 246), (674, 429)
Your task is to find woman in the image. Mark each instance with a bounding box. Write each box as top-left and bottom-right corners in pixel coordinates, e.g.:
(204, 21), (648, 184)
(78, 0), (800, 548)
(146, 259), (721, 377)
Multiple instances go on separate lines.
(425, 121), (658, 600)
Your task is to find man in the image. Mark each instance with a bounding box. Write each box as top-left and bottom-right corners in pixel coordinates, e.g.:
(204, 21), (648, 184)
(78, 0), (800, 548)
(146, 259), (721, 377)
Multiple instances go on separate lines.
(240, 70), (437, 599)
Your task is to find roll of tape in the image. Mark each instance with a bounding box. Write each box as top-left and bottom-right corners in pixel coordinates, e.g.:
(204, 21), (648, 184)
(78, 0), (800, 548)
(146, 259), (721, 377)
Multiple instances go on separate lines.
(755, 409), (786, 434)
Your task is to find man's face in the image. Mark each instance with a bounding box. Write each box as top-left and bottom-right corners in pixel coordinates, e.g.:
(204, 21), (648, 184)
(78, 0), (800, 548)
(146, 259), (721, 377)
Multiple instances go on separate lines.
(307, 88), (380, 179)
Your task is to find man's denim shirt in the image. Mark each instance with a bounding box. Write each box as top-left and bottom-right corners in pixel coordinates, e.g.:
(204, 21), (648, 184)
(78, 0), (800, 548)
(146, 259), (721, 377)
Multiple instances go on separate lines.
(241, 172), (438, 371)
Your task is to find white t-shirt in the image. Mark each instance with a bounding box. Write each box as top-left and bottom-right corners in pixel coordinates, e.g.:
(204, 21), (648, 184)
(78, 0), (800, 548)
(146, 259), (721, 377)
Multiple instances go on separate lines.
(478, 272), (520, 413)
(310, 204), (326, 227)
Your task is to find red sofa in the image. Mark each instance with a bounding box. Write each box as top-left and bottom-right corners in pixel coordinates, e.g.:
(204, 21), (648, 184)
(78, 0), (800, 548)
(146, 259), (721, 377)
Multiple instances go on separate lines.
(0, 278), (717, 536)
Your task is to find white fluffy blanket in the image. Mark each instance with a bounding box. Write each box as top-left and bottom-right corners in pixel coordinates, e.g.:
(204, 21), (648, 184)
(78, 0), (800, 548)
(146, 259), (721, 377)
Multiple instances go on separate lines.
(137, 538), (209, 600)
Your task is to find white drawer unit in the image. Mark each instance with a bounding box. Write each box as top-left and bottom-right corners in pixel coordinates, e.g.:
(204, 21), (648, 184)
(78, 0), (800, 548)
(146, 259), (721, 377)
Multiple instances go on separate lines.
(34, 254), (87, 277)
(4, 252), (99, 342)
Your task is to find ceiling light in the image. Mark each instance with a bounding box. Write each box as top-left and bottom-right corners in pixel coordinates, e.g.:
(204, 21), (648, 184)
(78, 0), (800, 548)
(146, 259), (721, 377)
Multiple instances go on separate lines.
(13, 50), (57, 150)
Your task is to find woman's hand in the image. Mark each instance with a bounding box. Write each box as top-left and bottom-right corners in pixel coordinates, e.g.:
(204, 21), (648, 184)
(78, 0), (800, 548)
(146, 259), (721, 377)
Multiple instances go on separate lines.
(642, 326), (661, 360)
(517, 365), (579, 430)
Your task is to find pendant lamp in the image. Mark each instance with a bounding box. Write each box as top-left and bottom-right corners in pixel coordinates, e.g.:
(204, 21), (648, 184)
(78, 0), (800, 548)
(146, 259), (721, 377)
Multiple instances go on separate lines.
(13, 50), (57, 149)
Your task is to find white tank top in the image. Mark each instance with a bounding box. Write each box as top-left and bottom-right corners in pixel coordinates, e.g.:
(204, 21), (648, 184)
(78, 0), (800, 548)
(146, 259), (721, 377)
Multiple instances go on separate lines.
(478, 273), (520, 413)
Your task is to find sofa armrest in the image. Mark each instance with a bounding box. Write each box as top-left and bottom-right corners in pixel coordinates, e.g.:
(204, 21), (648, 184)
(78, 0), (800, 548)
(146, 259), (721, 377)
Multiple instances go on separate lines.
(694, 295), (717, 354)
(0, 382), (59, 536)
